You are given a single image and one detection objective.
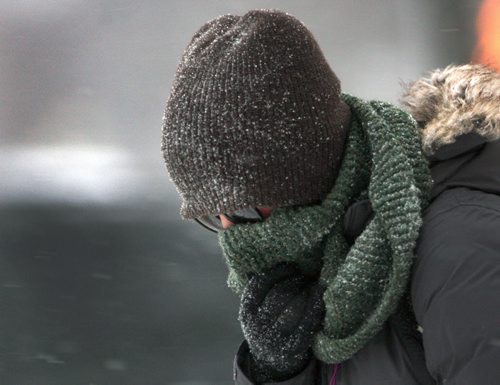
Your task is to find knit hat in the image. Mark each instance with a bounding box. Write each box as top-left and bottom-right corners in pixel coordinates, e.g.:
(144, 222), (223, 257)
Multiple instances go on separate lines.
(162, 9), (351, 219)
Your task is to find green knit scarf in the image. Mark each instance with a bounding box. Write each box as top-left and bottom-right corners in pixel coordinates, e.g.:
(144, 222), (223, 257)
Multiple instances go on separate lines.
(218, 94), (432, 363)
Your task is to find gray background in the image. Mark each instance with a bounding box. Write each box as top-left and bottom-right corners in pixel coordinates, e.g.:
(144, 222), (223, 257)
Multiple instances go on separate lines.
(0, 0), (482, 384)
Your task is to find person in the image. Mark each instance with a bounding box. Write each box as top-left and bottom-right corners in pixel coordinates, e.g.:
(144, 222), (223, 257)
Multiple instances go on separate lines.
(162, 9), (436, 384)
(402, 63), (500, 384)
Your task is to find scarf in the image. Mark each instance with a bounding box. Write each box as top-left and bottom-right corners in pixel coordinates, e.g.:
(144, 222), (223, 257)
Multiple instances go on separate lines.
(218, 94), (432, 363)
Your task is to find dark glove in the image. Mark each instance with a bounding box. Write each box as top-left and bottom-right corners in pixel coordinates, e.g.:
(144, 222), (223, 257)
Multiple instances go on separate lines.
(238, 263), (326, 383)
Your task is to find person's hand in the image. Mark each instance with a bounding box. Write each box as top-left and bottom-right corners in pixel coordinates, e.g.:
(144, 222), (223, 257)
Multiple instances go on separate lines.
(238, 263), (325, 383)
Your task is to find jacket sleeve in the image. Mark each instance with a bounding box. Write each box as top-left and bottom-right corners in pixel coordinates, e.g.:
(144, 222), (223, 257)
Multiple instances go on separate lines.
(233, 340), (319, 385)
(412, 190), (500, 384)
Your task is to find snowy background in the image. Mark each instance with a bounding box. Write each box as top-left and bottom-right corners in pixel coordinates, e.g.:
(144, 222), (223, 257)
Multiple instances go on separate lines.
(0, 0), (483, 384)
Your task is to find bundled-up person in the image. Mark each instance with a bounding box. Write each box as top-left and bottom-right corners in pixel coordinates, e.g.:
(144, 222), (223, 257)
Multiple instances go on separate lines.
(162, 9), (451, 384)
(402, 63), (500, 384)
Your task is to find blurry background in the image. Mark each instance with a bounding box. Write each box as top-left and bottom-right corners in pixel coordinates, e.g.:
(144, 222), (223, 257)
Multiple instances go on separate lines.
(0, 0), (495, 384)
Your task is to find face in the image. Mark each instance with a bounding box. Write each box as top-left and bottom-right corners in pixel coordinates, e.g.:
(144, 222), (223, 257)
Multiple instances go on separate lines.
(220, 206), (274, 230)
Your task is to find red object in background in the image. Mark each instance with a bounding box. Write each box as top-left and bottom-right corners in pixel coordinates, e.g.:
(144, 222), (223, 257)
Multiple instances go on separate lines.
(473, 0), (500, 71)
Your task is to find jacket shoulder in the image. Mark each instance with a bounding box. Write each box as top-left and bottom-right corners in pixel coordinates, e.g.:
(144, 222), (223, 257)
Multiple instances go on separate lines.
(412, 187), (500, 382)
(413, 186), (500, 321)
(416, 187), (500, 259)
(426, 186), (500, 216)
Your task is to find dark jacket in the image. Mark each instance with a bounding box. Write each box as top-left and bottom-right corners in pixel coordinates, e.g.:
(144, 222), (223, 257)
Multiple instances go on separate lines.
(411, 135), (500, 384)
(234, 135), (500, 384)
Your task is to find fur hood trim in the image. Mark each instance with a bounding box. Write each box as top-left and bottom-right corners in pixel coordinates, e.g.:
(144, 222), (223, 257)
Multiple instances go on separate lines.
(401, 64), (500, 156)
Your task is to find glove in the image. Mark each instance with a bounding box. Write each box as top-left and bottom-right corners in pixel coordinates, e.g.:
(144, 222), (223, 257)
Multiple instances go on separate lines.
(238, 262), (326, 383)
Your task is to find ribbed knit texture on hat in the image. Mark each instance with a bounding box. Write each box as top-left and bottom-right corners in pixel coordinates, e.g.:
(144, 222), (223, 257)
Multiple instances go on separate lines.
(218, 95), (432, 363)
(162, 9), (351, 219)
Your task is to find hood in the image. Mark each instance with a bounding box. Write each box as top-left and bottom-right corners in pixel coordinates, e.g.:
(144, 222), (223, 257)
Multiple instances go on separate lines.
(428, 134), (500, 199)
(402, 64), (500, 199)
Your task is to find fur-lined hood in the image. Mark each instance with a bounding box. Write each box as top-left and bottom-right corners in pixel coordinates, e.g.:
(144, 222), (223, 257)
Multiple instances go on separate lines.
(402, 64), (500, 157)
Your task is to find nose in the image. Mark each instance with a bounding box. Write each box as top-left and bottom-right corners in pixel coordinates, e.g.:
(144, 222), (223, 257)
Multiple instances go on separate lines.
(220, 207), (274, 230)
(220, 214), (234, 229)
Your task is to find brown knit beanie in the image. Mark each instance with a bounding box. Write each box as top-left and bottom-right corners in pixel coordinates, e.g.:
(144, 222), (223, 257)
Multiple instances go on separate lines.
(162, 9), (351, 219)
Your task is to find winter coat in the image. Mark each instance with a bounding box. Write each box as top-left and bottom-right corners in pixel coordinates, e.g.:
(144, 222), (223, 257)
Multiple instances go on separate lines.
(233, 134), (500, 384)
(412, 134), (500, 384)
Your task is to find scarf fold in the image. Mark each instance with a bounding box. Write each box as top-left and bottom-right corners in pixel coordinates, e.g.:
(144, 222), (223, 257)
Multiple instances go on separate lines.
(218, 94), (432, 363)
